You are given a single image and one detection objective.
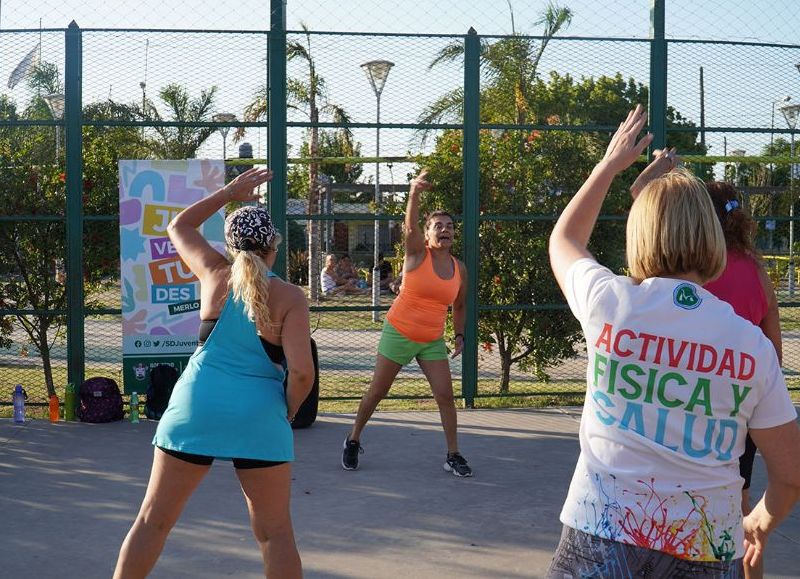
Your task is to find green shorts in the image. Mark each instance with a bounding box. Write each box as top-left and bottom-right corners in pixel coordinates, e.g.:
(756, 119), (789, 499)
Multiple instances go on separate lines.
(377, 321), (448, 366)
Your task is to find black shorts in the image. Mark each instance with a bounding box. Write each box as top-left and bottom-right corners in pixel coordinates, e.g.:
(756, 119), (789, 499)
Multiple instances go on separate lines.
(739, 434), (757, 490)
(158, 447), (286, 470)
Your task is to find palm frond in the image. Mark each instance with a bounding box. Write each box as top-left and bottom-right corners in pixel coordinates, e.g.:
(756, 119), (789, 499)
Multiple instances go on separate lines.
(415, 87), (464, 145)
(428, 41), (466, 70)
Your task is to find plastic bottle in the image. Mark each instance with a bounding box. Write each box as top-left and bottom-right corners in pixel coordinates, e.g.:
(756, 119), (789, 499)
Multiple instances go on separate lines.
(64, 383), (76, 421)
(49, 394), (60, 423)
(13, 384), (25, 424)
(129, 392), (140, 423)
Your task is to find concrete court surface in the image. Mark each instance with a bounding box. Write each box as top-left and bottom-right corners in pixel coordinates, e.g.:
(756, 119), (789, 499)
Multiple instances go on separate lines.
(1, 409), (799, 579)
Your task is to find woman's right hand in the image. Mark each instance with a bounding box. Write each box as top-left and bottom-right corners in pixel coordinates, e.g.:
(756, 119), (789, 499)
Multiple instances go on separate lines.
(601, 104), (653, 174)
(223, 167), (273, 202)
(410, 169), (432, 196)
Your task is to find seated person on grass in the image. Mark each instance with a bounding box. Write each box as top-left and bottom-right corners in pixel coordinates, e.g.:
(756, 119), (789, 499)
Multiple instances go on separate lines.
(321, 254), (365, 296)
(336, 254), (359, 282)
(376, 253), (395, 292)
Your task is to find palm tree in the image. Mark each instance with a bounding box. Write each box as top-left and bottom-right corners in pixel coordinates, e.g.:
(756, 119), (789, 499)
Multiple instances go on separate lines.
(138, 83), (218, 159)
(418, 2), (572, 141)
(239, 23), (352, 301)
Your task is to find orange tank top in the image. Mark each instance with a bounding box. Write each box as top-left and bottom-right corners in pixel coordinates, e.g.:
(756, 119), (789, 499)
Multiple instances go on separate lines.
(386, 249), (461, 343)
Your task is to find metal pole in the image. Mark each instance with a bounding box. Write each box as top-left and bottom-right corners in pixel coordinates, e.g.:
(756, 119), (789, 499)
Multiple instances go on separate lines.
(372, 94), (381, 322)
(648, 0), (667, 154)
(790, 132), (795, 296)
(65, 21), (84, 389)
(462, 27), (480, 409)
(268, 0), (287, 277)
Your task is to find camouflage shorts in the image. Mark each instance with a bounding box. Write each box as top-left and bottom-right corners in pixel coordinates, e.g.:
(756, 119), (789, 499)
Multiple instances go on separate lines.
(546, 526), (744, 579)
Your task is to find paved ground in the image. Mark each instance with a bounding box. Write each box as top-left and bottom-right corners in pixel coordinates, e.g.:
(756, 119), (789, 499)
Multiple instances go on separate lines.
(2, 409), (799, 578)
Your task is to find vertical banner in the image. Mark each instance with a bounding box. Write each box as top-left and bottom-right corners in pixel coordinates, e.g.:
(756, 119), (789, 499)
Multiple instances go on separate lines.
(119, 160), (226, 393)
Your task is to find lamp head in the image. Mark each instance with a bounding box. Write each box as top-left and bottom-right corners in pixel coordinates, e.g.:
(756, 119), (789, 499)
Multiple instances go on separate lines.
(361, 60), (395, 97)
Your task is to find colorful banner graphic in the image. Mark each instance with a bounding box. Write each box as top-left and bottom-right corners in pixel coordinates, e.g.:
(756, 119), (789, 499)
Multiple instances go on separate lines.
(119, 159), (226, 393)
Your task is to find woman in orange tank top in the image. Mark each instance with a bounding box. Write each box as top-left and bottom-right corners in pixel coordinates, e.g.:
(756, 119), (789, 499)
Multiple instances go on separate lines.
(341, 170), (472, 477)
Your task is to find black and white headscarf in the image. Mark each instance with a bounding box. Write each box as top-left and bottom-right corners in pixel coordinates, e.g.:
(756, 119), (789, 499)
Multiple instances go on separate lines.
(224, 206), (277, 252)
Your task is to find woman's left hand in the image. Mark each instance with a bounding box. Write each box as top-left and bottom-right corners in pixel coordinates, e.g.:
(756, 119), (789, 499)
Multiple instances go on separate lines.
(601, 104), (653, 174)
(223, 167), (273, 202)
(451, 335), (464, 359)
(630, 147), (680, 199)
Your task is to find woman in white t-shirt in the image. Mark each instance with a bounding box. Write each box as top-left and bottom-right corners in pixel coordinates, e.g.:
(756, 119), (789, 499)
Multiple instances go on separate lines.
(547, 105), (800, 577)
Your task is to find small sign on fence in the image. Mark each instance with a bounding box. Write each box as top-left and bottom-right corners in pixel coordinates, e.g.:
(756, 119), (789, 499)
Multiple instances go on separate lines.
(119, 159), (226, 393)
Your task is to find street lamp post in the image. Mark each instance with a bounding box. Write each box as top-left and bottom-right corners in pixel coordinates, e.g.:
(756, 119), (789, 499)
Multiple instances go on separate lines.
(43, 93), (65, 158)
(361, 59), (394, 322)
(771, 96), (791, 185)
(780, 103), (800, 296)
(212, 113), (237, 160)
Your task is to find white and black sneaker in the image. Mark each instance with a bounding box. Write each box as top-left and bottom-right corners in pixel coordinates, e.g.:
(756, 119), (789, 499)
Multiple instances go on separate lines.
(443, 452), (472, 477)
(342, 436), (363, 470)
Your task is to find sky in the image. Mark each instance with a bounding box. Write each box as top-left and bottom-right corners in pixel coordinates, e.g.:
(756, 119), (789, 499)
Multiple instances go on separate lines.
(1, 0), (800, 183)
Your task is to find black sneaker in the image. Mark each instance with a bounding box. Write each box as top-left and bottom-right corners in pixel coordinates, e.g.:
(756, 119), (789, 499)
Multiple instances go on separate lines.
(342, 436), (363, 470)
(443, 452), (472, 477)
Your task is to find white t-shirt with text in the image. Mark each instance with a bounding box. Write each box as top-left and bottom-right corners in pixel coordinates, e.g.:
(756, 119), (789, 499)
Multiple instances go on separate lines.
(560, 258), (796, 562)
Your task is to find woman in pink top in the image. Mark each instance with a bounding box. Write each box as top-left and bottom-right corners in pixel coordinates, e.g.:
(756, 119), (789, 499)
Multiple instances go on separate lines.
(704, 181), (782, 579)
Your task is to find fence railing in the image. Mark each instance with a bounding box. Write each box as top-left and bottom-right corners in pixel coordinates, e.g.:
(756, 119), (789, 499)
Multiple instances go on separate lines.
(2, 0), (800, 412)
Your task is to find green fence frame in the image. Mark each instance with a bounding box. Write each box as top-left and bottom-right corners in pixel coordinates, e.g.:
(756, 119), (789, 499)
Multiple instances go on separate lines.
(3, 0), (800, 405)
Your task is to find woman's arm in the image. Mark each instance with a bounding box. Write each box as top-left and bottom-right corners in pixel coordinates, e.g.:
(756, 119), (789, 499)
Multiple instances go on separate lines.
(167, 167), (272, 282)
(629, 147), (678, 199)
(549, 106), (653, 292)
(404, 170), (431, 259)
(743, 420), (800, 567)
(450, 261), (467, 358)
(757, 264), (783, 365)
(281, 285), (314, 420)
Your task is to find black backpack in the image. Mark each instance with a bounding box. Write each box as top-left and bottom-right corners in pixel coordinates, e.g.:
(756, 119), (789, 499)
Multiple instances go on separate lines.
(77, 377), (124, 423)
(145, 364), (179, 420)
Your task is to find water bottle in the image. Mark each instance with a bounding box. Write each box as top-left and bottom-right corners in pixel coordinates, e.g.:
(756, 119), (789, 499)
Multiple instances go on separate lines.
(49, 394), (60, 423)
(13, 384), (25, 424)
(129, 392), (140, 423)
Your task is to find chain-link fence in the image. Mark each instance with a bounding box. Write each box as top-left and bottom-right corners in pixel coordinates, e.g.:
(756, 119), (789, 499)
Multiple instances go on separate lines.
(2, 0), (800, 414)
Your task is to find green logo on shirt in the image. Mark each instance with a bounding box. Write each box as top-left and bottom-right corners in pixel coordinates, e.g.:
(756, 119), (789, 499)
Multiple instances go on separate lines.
(673, 283), (701, 310)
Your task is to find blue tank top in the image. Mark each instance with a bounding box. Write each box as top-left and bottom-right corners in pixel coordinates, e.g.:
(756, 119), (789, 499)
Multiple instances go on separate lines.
(153, 274), (294, 461)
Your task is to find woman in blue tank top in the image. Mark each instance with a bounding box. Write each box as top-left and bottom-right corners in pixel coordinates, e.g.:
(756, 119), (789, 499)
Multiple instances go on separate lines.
(114, 168), (314, 579)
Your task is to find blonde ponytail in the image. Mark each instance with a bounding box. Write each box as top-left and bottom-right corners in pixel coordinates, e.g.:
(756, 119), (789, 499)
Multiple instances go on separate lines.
(228, 232), (281, 336)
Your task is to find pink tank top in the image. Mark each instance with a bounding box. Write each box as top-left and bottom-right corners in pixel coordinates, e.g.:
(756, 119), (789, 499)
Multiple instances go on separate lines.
(704, 250), (767, 326)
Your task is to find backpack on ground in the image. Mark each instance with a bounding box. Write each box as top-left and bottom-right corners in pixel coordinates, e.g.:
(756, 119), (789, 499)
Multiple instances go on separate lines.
(77, 377), (124, 423)
(145, 364), (179, 420)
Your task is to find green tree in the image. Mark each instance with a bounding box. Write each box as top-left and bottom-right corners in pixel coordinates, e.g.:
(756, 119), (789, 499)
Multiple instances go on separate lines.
(287, 129), (364, 200)
(138, 83), (218, 159)
(0, 65), (143, 397)
(240, 23), (351, 300)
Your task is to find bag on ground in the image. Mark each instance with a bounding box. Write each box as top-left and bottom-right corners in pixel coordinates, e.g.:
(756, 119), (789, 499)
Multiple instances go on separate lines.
(145, 364), (179, 420)
(77, 377), (124, 423)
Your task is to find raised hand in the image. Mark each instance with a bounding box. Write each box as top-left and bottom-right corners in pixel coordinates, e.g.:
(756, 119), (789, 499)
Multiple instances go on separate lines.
(602, 104), (654, 174)
(630, 147), (680, 199)
(223, 167), (273, 202)
(410, 169), (433, 196)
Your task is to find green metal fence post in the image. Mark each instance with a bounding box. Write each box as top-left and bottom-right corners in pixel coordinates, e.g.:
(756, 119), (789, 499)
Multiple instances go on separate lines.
(649, 0), (667, 153)
(65, 21), (85, 389)
(462, 27), (480, 409)
(268, 0), (288, 277)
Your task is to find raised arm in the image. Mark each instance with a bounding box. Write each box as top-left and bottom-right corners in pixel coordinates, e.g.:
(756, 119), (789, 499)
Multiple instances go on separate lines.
(167, 167), (272, 282)
(629, 147), (678, 199)
(403, 170), (432, 258)
(549, 105), (653, 291)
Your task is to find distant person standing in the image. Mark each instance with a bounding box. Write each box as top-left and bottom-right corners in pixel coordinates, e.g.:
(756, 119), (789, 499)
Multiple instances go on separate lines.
(341, 170), (472, 477)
